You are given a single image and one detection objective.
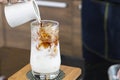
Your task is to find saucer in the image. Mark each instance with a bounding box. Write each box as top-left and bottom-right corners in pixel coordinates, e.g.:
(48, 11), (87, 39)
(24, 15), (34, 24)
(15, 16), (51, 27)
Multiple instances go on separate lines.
(26, 70), (65, 80)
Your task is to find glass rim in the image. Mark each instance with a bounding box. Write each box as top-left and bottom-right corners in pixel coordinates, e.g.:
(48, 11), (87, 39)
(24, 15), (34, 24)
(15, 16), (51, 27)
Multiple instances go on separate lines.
(108, 64), (120, 73)
(108, 64), (120, 69)
(31, 20), (59, 26)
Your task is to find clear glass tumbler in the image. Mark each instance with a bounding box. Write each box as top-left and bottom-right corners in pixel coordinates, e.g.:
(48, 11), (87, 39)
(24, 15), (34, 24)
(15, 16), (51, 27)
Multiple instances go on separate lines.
(108, 64), (120, 80)
(30, 20), (61, 79)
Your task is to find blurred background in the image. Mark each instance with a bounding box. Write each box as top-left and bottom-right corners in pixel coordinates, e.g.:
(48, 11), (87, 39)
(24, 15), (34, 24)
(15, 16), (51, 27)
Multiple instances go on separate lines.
(0, 0), (84, 79)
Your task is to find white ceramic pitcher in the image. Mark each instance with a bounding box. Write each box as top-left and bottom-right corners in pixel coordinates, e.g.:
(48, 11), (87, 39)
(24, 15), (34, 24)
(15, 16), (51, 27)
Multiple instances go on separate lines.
(4, 0), (40, 28)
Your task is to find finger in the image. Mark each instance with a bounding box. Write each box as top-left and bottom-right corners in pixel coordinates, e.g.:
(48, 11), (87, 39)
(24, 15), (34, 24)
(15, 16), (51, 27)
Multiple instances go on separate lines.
(10, 0), (18, 3)
(0, 0), (7, 4)
(3, 0), (8, 4)
(0, 0), (3, 2)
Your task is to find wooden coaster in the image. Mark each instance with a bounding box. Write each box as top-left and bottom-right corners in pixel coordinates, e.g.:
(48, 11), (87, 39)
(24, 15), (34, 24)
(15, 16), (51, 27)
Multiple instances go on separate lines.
(26, 70), (65, 80)
(8, 64), (81, 80)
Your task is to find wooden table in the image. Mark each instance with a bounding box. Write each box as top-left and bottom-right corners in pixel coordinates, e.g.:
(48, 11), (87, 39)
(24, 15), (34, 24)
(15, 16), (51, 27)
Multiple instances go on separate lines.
(8, 64), (81, 80)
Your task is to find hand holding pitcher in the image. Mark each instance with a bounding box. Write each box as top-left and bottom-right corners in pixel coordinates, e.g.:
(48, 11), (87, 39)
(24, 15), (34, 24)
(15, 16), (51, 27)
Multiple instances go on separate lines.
(4, 0), (41, 28)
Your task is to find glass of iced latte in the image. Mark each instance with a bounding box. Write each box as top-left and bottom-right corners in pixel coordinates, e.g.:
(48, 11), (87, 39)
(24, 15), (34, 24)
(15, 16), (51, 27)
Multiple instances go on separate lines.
(30, 20), (61, 79)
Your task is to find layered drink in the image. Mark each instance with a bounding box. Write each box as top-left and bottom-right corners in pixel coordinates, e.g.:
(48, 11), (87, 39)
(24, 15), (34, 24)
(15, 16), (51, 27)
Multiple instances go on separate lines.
(30, 20), (61, 79)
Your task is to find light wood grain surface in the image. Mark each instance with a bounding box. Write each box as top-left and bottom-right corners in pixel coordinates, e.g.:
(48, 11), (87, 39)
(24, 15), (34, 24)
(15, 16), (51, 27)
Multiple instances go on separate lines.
(8, 64), (81, 80)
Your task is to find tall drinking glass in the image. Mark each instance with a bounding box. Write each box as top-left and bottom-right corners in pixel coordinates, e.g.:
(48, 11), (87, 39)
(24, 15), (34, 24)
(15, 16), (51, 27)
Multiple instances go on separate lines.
(108, 64), (120, 80)
(30, 20), (61, 79)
